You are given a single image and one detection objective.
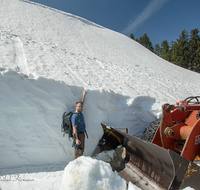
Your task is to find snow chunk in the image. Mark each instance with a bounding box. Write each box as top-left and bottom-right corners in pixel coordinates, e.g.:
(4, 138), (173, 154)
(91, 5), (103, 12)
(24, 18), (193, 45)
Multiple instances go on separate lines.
(61, 156), (126, 190)
(182, 187), (195, 190)
(128, 181), (141, 190)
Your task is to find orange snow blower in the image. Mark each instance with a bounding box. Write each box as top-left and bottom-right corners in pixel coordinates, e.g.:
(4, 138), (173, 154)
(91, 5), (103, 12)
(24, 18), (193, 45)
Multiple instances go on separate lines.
(93, 96), (200, 190)
(152, 96), (200, 162)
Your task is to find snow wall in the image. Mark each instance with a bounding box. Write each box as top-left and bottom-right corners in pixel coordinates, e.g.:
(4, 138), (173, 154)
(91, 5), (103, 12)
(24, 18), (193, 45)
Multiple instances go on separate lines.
(0, 69), (156, 169)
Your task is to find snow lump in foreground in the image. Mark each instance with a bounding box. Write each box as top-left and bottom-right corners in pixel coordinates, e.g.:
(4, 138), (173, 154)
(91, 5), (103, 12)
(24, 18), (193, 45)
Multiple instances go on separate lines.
(61, 156), (126, 190)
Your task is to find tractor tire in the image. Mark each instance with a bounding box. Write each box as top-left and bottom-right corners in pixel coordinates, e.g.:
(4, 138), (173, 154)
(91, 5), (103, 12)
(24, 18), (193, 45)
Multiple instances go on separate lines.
(141, 118), (161, 142)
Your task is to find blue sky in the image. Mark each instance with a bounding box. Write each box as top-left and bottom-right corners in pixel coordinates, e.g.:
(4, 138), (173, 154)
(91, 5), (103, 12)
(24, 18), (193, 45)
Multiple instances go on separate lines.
(31, 0), (200, 46)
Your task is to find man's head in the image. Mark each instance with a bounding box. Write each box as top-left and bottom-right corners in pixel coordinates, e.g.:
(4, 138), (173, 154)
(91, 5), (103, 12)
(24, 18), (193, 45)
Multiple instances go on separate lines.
(75, 101), (83, 113)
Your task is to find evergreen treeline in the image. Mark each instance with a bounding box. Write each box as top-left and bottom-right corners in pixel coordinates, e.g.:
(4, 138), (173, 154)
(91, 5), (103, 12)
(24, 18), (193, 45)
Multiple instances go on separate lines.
(130, 28), (200, 73)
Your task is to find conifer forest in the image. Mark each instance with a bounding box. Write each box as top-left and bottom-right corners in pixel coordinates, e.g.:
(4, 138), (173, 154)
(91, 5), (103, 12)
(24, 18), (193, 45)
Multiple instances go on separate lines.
(130, 28), (200, 73)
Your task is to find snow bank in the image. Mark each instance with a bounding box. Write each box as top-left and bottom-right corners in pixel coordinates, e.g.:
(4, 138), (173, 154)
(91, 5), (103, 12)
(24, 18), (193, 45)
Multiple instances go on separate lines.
(1, 0), (200, 104)
(0, 69), (156, 169)
(61, 156), (126, 190)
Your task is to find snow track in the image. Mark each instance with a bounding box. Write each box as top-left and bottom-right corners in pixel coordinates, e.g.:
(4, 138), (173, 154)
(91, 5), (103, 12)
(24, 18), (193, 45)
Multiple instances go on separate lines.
(12, 36), (29, 75)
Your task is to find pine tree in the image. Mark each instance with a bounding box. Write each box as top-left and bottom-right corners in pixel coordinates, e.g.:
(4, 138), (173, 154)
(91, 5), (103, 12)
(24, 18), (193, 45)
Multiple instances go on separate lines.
(154, 44), (161, 56)
(171, 40), (179, 64)
(189, 28), (200, 72)
(130, 33), (135, 40)
(138, 33), (154, 52)
(161, 40), (171, 61)
(175, 29), (190, 69)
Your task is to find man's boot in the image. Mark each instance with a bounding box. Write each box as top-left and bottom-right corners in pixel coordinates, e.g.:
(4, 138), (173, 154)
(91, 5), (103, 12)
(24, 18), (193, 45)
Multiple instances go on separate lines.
(74, 150), (83, 159)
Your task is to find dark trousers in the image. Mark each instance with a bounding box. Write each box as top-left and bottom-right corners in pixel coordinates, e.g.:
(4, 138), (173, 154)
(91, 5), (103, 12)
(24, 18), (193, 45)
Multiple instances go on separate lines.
(74, 132), (85, 159)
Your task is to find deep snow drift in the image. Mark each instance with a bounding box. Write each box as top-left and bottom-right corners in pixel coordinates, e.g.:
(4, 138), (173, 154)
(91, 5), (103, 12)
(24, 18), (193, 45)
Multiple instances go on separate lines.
(0, 0), (200, 189)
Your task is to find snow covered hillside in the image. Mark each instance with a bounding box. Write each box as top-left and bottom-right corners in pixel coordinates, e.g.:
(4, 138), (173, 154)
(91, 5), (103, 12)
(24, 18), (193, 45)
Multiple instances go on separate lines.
(1, 0), (200, 171)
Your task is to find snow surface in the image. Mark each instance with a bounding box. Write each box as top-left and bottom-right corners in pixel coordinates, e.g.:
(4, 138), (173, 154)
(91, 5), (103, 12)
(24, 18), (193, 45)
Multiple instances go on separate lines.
(1, 156), (139, 190)
(1, 0), (200, 189)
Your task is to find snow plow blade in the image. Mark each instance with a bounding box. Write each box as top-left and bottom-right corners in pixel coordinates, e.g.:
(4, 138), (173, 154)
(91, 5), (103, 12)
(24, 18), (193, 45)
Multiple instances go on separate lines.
(92, 124), (200, 190)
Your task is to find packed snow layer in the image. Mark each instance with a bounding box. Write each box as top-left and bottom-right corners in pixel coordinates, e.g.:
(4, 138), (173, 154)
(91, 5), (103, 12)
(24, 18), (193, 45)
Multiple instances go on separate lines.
(1, 0), (200, 173)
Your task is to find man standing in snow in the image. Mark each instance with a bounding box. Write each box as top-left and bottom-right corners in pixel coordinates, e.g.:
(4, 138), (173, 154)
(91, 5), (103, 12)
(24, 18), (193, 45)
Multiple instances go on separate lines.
(71, 90), (87, 159)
